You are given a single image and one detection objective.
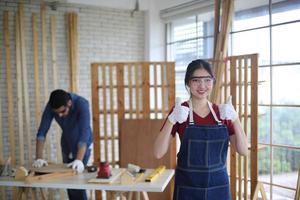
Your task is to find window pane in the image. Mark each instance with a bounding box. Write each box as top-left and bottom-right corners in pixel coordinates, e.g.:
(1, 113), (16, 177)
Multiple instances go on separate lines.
(272, 0), (300, 24)
(258, 106), (270, 144)
(272, 186), (295, 200)
(258, 67), (270, 104)
(273, 147), (300, 189)
(233, 0), (269, 31)
(272, 22), (300, 64)
(272, 65), (300, 104)
(272, 107), (300, 146)
(231, 28), (270, 65)
(258, 146), (271, 200)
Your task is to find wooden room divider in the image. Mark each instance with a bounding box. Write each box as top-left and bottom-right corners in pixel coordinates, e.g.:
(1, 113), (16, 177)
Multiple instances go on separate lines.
(91, 62), (175, 166)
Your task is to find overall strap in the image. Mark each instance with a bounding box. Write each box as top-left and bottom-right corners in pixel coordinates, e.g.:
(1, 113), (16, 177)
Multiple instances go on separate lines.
(188, 99), (222, 125)
(207, 101), (222, 125)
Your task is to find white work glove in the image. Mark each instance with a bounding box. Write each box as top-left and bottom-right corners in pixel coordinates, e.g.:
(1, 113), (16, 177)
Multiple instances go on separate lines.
(218, 96), (239, 121)
(32, 159), (48, 168)
(67, 159), (84, 173)
(168, 97), (189, 124)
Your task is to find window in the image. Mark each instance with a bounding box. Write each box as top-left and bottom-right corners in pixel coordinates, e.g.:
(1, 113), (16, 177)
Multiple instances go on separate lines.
(166, 13), (214, 99)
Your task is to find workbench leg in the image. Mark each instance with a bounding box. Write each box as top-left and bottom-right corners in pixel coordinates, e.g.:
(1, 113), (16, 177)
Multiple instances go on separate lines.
(39, 188), (46, 200)
(15, 188), (25, 200)
(29, 188), (37, 200)
(141, 191), (149, 200)
(135, 192), (141, 200)
(127, 192), (133, 200)
(106, 191), (112, 200)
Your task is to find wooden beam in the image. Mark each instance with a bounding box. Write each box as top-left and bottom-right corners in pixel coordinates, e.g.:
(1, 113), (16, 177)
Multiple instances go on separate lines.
(244, 56), (249, 200)
(101, 65), (108, 161)
(230, 57), (237, 200)
(142, 63), (150, 118)
(15, 11), (25, 167)
(91, 64), (100, 163)
(0, 40), (3, 198)
(4, 11), (16, 165)
(41, 4), (51, 162)
(32, 14), (41, 125)
(67, 13), (78, 92)
(18, 3), (33, 165)
(251, 54), (259, 198)
(109, 65), (116, 166)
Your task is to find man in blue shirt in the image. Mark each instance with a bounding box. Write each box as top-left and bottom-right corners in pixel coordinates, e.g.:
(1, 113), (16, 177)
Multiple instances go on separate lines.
(32, 89), (93, 200)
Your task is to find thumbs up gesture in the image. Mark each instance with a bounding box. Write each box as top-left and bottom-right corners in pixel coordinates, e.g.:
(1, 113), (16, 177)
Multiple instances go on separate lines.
(168, 97), (189, 124)
(218, 96), (239, 121)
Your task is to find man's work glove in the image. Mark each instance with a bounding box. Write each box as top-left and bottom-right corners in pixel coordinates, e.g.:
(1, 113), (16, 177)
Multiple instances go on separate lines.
(67, 159), (84, 173)
(168, 97), (189, 124)
(218, 96), (239, 121)
(32, 159), (48, 168)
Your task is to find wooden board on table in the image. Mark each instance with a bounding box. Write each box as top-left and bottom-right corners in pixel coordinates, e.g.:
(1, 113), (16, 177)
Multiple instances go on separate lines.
(30, 164), (73, 174)
(88, 168), (126, 184)
(120, 119), (176, 200)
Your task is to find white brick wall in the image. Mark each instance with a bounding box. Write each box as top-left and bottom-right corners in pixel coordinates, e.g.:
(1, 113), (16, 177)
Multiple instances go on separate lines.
(0, 1), (145, 199)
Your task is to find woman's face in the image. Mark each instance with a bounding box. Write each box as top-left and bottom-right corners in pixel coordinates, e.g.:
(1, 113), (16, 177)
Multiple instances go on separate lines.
(188, 68), (214, 100)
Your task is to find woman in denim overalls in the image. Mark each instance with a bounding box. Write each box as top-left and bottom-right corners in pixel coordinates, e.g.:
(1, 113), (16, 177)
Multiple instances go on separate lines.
(154, 59), (248, 200)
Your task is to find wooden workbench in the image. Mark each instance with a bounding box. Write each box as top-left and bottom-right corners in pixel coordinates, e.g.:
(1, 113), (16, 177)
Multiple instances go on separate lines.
(0, 168), (174, 192)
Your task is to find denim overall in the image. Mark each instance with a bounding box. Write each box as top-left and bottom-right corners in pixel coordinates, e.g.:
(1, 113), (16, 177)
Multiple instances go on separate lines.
(173, 101), (231, 200)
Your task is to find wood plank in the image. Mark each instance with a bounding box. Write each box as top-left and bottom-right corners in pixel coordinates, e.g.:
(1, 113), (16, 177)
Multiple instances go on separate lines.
(32, 14), (41, 125)
(109, 64), (116, 166)
(102, 65), (108, 161)
(153, 64), (158, 118)
(91, 64), (100, 163)
(0, 42), (3, 198)
(68, 13), (78, 92)
(41, 4), (51, 162)
(50, 15), (62, 168)
(167, 62), (176, 113)
(142, 63), (150, 118)
(238, 57), (243, 200)
(161, 64), (166, 117)
(19, 3), (33, 166)
(26, 171), (75, 183)
(250, 54), (259, 198)
(135, 64), (140, 118)
(230, 57), (237, 200)
(4, 11), (16, 165)
(15, 11), (25, 166)
(213, 0), (221, 57)
(244, 56), (249, 200)
(128, 64), (133, 118)
(91, 64), (102, 200)
(30, 164), (73, 174)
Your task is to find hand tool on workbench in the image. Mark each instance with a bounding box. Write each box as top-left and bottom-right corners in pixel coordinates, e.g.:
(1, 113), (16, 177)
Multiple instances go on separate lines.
(145, 165), (166, 182)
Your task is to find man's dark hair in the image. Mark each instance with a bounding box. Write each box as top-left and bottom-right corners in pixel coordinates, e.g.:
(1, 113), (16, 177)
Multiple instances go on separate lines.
(48, 89), (71, 109)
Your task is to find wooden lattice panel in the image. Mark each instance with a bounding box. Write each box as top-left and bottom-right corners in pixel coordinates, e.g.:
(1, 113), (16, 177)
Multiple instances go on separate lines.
(91, 62), (175, 167)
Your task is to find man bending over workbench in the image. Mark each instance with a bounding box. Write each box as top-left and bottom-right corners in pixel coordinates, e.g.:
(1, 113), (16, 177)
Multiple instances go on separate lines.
(32, 89), (93, 200)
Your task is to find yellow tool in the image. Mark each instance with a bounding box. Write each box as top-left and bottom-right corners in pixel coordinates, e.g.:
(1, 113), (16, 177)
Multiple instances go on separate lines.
(145, 165), (166, 182)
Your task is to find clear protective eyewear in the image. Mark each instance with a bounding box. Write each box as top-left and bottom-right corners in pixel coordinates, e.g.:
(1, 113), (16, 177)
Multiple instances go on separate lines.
(190, 76), (215, 85)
